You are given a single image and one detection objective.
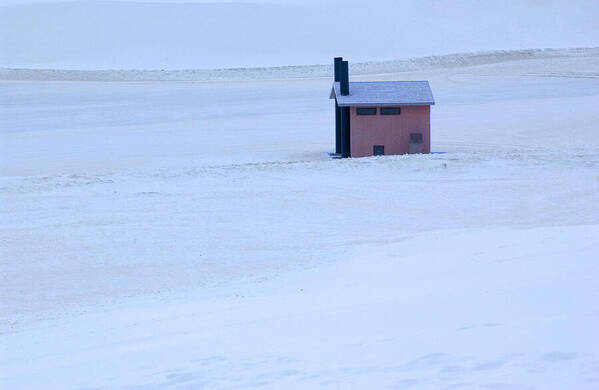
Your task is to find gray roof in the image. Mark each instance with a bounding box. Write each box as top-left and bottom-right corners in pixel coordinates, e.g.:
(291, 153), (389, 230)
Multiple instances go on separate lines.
(330, 81), (435, 106)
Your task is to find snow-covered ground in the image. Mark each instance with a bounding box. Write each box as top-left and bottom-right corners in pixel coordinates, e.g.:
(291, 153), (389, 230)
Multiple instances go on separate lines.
(2, 47), (599, 389)
(3, 225), (599, 389)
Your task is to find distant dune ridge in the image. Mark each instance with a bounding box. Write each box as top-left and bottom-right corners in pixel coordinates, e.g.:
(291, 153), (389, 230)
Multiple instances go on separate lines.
(1, 0), (598, 70)
(2, 47), (599, 81)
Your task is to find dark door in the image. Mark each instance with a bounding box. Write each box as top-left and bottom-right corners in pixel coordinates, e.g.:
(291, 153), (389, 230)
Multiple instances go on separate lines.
(373, 145), (385, 156)
(409, 133), (423, 154)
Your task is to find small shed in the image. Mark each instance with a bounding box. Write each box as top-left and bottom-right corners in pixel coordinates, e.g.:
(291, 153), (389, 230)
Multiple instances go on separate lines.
(329, 58), (435, 158)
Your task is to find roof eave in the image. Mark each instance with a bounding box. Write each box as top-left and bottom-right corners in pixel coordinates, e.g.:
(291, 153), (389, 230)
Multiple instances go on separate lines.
(336, 102), (435, 107)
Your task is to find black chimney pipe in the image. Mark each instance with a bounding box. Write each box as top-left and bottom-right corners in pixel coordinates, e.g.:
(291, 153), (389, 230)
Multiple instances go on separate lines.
(334, 57), (342, 82)
(340, 60), (349, 96)
(339, 60), (350, 157)
(333, 57), (343, 154)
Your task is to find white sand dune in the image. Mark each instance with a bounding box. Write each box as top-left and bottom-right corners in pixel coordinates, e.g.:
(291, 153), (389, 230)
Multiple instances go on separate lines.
(1, 0), (598, 69)
(2, 1), (599, 388)
(2, 50), (599, 388)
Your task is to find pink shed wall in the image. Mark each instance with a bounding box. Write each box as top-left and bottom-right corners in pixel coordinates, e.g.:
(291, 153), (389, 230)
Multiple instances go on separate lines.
(350, 106), (431, 157)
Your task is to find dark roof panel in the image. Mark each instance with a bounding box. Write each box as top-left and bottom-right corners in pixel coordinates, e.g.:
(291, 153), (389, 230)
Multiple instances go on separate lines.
(331, 81), (435, 106)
